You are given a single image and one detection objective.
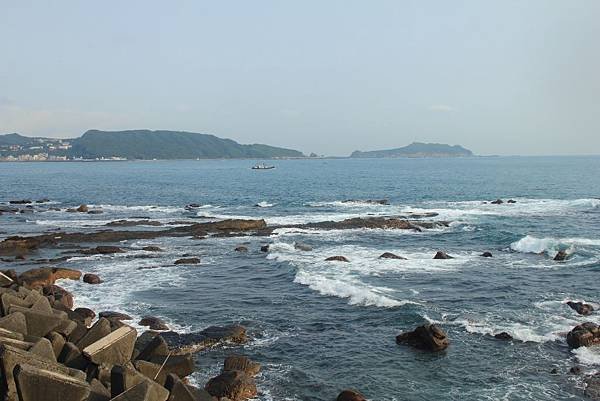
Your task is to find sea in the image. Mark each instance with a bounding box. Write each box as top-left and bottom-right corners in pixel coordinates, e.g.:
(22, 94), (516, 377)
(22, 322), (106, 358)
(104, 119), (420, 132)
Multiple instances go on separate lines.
(1, 156), (600, 400)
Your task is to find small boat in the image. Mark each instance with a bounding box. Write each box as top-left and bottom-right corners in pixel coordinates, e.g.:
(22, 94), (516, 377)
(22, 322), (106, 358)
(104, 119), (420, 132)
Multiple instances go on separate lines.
(251, 163), (275, 170)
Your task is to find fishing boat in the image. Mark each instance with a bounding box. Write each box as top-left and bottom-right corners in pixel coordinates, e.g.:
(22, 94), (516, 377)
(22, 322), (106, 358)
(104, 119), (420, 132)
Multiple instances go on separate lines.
(251, 163), (275, 170)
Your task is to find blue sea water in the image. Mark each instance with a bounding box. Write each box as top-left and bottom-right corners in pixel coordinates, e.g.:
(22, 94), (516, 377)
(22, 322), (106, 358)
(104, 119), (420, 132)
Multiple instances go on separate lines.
(1, 156), (600, 400)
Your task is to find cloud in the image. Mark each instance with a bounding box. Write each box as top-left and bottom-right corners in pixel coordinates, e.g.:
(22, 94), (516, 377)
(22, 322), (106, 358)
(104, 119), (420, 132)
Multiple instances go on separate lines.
(429, 104), (455, 112)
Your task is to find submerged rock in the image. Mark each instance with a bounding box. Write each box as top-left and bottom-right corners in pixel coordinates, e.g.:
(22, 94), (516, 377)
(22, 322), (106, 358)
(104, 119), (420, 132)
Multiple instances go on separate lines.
(567, 322), (600, 348)
(260, 245), (269, 252)
(481, 251), (493, 258)
(337, 389), (367, 401)
(433, 251), (453, 259)
(379, 252), (406, 260)
(174, 257), (201, 265)
(507, 199), (517, 204)
(494, 332), (513, 340)
(554, 250), (569, 261)
(490, 199), (504, 205)
(235, 246), (248, 253)
(341, 199), (389, 205)
(141, 245), (163, 252)
(81, 246), (125, 255)
(76, 204), (89, 213)
(325, 256), (350, 262)
(396, 324), (449, 351)
(9, 199), (32, 204)
(567, 301), (594, 316)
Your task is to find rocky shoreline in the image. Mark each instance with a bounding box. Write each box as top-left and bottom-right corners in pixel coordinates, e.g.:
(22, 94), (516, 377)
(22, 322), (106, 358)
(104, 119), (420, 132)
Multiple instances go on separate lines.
(0, 199), (596, 400)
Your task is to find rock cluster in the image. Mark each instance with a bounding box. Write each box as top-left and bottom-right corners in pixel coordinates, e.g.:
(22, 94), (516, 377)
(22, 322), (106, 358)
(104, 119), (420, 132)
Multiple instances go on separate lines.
(0, 267), (258, 401)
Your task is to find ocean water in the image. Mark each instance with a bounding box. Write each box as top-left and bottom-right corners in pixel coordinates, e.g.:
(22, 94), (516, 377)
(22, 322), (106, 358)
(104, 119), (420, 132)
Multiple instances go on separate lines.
(1, 156), (600, 400)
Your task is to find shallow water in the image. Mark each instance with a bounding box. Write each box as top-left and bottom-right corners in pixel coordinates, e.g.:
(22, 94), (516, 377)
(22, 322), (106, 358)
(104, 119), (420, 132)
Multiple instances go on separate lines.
(1, 156), (600, 400)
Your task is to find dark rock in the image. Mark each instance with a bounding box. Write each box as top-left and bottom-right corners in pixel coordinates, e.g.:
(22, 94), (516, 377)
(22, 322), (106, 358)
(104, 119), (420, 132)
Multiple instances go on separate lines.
(566, 322), (600, 348)
(507, 199), (517, 204)
(174, 257), (201, 265)
(337, 389), (367, 401)
(325, 256), (350, 262)
(98, 311), (132, 321)
(490, 199), (504, 205)
(550, 368), (558, 374)
(165, 373), (213, 401)
(205, 370), (257, 401)
(9, 200), (31, 204)
(379, 252), (406, 260)
(87, 209), (104, 214)
(73, 307), (96, 320)
(76, 204), (88, 213)
(302, 217), (448, 231)
(43, 284), (75, 309)
(341, 199), (389, 205)
(494, 332), (513, 340)
(160, 324), (247, 354)
(567, 301), (594, 316)
(260, 245), (269, 252)
(81, 246), (125, 255)
(433, 251), (453, 259)
(481, 251), (493, 258)
(235, 246), (248, 253)
(139, 316), (169, 331)
(186, 203), (201, 208)
(554, 250), (569, 261)
(570, 366), (583, 375)
(83, 273), (102, 285)
(106, 219), (162, 227)
(396, 324), (449, 351)
(36, 198), (50, 203)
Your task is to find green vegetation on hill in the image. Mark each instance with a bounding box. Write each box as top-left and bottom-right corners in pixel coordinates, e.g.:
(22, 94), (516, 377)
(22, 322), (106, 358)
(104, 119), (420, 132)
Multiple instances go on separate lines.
(71, 130), (304, 159)
(350, 142), (473, 158)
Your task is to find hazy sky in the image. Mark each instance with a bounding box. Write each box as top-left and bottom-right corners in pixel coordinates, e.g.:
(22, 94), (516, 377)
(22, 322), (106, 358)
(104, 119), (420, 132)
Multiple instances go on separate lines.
(1, 1), (599, 156)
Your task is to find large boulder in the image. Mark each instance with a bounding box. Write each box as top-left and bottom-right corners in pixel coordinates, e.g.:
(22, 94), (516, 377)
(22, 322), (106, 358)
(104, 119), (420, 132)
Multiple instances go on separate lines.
(566, 301), (594, 316)
(139, 316), (169, 331)
(43, 285), (75, 309)
(396, 324), (449, 351)
(83, 273), (103, 285)
(223, 355), (261, 376)
(19, 268), (81, 289)
(205, 370), (257, 401)
(567, 322), (600, 348)
(337, 389), (367, 401)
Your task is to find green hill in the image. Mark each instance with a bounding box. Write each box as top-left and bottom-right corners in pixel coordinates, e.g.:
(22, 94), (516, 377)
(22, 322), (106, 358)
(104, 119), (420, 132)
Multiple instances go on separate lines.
(350, 142), (473, 158)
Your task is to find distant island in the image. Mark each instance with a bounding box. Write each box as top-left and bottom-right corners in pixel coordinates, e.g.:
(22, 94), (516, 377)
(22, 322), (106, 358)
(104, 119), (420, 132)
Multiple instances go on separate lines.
(0, 130), (304, 161)
(350, 142), (473, 158)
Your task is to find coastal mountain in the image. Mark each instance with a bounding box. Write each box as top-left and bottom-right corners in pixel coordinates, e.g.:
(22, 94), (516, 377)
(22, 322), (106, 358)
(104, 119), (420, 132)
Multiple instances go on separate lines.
(71, 130), (304, 159)
(0, 130), (304, 160)
(350, 142), (473, 158)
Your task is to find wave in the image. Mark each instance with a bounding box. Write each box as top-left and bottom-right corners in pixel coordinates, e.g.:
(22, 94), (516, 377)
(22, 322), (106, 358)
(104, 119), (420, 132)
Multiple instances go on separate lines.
(510, 235), (600, 255)
(255, 201), (275, 208)
(572, 347), (600, 366)
(88, 204), (182, 214)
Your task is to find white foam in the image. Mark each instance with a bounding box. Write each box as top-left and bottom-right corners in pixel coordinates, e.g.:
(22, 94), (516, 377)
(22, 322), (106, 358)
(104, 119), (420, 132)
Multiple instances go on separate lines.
(88, 204), (182, 214)
(510, 235), (600, 255)
(573, 347), (600, 366)
(255, 201), (275, 208)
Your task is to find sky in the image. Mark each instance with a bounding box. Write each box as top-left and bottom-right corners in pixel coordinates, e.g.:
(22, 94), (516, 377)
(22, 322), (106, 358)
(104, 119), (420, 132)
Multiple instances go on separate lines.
(1, 1), (599, 156)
